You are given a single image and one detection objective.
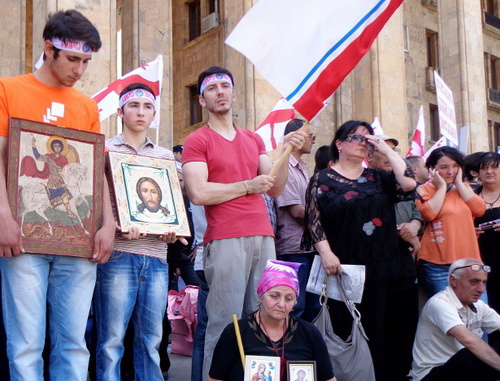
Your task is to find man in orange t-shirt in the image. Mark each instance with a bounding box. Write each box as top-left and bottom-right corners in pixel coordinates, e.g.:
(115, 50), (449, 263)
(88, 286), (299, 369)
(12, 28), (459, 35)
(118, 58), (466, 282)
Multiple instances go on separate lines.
(0, 10), (114, 380)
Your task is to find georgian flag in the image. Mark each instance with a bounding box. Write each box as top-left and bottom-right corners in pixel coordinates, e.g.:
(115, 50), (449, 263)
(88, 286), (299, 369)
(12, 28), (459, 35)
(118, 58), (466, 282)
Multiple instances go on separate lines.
(255, 98), (296, 152)
(407, 105), (426, 157)
(424, 136), (447, 159)
(92, 55), (163, 128)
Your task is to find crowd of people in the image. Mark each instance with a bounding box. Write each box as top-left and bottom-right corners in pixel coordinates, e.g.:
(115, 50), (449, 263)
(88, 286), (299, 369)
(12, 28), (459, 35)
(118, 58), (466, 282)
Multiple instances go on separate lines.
(0, 8), (499, 381)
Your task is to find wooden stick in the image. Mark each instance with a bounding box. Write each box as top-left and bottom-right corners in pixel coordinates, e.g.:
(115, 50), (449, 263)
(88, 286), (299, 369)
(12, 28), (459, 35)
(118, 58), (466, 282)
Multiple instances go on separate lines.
(232, 313), (245, 367)
(268, 121), (310, 177)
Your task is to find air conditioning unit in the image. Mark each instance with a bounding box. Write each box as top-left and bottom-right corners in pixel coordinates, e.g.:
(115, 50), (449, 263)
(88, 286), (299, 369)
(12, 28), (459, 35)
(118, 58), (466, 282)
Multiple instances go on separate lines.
(202, 13), (219, 34)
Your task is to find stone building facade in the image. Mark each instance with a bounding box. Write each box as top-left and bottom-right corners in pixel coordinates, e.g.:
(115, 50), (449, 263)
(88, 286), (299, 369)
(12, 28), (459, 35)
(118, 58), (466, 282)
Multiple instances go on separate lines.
(170, 0), (500, 159)
(1, 0), (499, 158)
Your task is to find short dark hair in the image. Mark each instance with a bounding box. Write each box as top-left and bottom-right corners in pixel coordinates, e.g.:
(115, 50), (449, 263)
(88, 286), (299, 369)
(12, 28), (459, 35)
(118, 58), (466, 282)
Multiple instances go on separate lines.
(330, 120), (374, 161)
(119, 83), (156, 109)
(197, 66), (234, 95)
(43, 10), (101, 60)
(314, 145), (332, 173)
(284, 119), (305, 135)
(479, 152), (500, 170)
(425, 146), (465, 171)
(464, 151), (487, 182)
(50, 139), (63, 152)
(136, 177), (162, 202)
(172, 145), (183, 153)
(406, 155), (425, 167)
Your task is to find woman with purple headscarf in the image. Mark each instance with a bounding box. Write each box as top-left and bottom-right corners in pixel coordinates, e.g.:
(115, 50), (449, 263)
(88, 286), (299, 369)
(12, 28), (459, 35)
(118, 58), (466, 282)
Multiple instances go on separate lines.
(208, 260), (335, 381)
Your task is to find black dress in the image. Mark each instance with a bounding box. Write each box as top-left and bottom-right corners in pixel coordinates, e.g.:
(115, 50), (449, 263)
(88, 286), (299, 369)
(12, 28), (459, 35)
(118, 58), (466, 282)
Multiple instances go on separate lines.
(303, 167), (416, 381)
(303, 168), (412, 281)
(474, 187), (500, 342)
(209, 313), (334, 381)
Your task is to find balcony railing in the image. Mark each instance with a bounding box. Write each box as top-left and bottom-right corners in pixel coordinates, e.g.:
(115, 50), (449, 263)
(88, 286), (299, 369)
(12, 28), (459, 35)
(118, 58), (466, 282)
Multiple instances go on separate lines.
(489, 88), (500, 105)
(484, 11), (500, 30)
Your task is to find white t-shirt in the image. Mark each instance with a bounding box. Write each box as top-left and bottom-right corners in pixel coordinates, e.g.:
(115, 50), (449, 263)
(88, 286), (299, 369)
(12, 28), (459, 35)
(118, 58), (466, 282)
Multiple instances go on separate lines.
(409, 286), (500, 380)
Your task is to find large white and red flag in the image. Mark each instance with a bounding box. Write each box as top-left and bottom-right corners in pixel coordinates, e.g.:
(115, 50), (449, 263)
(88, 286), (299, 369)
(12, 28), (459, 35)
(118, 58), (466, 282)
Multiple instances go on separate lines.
(407, 105), (426, 157)
(226, 0), (404, 121)
(255, 98), (296, 152)
(92, 55), (163, 128)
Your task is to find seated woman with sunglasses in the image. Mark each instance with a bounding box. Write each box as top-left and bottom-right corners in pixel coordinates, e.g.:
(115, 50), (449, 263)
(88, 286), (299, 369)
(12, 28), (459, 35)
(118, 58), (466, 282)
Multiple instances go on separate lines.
(303, 120), (416, 381)
(208, 260), (335, 381)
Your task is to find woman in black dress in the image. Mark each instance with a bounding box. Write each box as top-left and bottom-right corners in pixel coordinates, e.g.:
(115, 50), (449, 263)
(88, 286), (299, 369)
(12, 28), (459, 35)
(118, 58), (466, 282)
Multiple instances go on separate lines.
(208, 260), (335, 381)
(304, 120), (416, 381)
(474, 152), (500, 344)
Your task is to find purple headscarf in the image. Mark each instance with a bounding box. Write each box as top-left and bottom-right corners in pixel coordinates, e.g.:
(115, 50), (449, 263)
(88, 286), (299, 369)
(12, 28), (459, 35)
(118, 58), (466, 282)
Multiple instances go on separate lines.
(257, 259), (301, 297)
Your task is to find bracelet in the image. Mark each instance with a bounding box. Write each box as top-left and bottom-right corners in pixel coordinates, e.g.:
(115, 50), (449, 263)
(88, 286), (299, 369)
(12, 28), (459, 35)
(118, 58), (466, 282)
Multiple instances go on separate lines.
(244, 180), (251, 195)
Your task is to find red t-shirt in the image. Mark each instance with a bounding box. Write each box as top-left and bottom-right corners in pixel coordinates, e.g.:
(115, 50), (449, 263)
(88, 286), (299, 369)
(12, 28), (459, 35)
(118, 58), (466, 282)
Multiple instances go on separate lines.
(183, 126), (274, 244)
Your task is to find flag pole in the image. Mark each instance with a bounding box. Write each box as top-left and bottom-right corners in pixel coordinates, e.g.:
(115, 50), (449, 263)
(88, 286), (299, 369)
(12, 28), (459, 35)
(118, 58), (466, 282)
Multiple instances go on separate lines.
(268, 121), (310, 177)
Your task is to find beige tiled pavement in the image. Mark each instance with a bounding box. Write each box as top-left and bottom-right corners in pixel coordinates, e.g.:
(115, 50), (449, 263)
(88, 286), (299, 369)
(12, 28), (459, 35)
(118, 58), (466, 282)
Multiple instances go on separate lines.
(165, 353), (193, 381)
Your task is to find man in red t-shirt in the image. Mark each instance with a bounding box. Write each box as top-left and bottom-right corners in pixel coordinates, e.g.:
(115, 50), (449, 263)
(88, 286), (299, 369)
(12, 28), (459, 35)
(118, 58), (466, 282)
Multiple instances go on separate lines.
(182, 66), (305, 378)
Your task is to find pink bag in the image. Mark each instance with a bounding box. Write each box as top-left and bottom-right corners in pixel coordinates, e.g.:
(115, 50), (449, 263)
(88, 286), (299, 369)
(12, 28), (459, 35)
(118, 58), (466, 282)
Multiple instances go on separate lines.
(167, 285), (199, 356)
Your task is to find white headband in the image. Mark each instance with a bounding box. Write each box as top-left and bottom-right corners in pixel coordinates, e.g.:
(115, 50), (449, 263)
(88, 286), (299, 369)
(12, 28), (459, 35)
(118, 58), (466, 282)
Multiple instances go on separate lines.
(119, 89), (156, 108)
(51, 37), (94, 54)
(199, 73), (233, 95)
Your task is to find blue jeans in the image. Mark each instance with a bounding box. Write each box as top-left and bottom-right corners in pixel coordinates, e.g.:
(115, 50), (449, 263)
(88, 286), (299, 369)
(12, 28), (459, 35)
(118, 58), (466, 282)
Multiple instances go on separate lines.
(0, 253), (96, 381)
(0, 274), (10, 380)
(418, 261), (451, 298)
(277, 253), (321, 322)
(191, 270), (208, 381)
(95, 251), (169, 381)
(419, 260), (488, 303)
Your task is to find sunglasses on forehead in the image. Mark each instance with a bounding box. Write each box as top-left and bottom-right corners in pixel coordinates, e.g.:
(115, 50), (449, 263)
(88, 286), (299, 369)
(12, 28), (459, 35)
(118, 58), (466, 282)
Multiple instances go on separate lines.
(451, 264), (491, 275)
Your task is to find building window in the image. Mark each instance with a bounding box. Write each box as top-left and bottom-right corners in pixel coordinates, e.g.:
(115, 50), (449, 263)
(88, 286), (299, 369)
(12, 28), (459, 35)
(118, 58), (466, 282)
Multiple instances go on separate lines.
(486, 53), (500, 106)
(493, 121), (500, 152)
(208, 0), (218, 14)
(426, 29), (439, 69)
(489, 54), (500, 90)
(189, 85), (202, 126)
(484, 0), (500, 28)
(429, 104), (440, 142)
(485, 0), (498, 16)
(188, 0), (201, 41)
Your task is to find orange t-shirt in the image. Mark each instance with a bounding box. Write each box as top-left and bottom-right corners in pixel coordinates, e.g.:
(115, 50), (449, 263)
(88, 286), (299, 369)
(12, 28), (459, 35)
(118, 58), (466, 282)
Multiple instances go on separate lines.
(416, 184), (485, 265)
(0, 73), (100, 136)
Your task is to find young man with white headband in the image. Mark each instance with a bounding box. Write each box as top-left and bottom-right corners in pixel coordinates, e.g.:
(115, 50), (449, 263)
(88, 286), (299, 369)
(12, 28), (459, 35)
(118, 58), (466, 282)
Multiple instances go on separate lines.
(0, 10), (115, 380)
(182, 66), (306, 378)
(95, 82), (183, 381)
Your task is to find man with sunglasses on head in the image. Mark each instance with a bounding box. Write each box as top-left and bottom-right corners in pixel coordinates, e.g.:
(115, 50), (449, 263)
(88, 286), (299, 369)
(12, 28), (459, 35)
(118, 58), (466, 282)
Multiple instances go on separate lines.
(409, 258), (500, 381)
